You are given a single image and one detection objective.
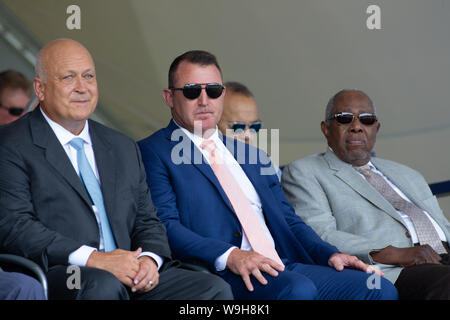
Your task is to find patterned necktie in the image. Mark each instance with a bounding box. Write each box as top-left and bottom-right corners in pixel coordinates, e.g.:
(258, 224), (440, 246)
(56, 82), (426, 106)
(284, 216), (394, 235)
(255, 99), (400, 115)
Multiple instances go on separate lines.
(355, 164), (446, 254)
(69, 138), (117, 252)
(201, 140), (284, 265)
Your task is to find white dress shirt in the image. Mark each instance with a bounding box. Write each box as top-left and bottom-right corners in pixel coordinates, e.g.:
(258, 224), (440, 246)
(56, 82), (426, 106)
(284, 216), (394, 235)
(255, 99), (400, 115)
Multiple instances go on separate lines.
(357, 161), (447, 244)
(176, 121), (276, 271)
(41, 108), (163, 269)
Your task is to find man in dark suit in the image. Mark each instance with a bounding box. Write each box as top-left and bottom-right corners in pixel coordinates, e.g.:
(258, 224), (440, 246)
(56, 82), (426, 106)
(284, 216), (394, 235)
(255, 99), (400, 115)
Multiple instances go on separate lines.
(138, 50), (398, 299)
(0, 39), (232, 300)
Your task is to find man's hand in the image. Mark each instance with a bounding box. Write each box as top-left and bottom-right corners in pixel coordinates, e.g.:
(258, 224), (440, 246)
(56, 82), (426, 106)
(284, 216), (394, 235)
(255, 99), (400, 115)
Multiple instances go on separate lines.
(226, 248), (285, 292)
(131, 255), (159, 293)
(86, 248), (143, 288)
(328, 253), (384, 276)
(370, 245), (442, 267)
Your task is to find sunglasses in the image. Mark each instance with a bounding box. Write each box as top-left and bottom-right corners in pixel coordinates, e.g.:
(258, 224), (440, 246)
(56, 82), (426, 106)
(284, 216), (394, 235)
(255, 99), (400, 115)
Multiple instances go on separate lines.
(170, 83), (224, 100)
(227, 121), (263, 133)
(327, 112), (378, 126)
(0, 104), (25, 116)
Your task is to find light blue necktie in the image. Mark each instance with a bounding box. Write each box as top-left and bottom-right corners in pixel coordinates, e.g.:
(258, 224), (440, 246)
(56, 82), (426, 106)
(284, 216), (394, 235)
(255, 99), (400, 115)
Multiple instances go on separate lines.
(69, 137), (117, 252)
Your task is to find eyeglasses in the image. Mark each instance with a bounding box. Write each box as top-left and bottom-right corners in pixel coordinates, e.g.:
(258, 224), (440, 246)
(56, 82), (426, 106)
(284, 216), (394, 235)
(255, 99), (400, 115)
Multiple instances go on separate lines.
(0, 104), (25, 116)
(169, 83), (224, 100)
(327, 112), (377, 126)
(227, 121), (263, 133)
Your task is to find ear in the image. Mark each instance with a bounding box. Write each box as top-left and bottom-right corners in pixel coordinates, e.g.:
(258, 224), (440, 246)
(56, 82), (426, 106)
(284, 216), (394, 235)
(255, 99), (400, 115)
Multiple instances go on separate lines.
(320, 121), (329, 138)
(162, 89), (174, 109)
(33, 77), (45, 101)
(375, 121), (380, 133)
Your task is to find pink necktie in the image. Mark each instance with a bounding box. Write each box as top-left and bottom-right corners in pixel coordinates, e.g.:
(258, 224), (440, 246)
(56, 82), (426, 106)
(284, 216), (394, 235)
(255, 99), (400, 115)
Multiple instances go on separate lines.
(201, 140), (283, 265)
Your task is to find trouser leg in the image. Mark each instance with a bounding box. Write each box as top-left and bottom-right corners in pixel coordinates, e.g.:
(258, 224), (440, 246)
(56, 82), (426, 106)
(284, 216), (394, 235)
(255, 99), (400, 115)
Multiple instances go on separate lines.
(135, 265), (233, 300)
(47, 265), (129, 300)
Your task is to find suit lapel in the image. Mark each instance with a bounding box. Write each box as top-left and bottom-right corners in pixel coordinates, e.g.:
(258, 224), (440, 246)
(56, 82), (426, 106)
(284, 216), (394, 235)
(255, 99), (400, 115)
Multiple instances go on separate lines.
(164, 120), (234, 213)
(89, 121), (116, 221)
(30, 108), (92, 208)
(324, 149), (406, 226)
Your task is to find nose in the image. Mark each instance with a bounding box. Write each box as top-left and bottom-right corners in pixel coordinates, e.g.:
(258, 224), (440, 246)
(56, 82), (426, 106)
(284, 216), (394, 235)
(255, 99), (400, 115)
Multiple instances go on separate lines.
(349, 116), (363, 132)
(74, 76), (87, 92)
(244, 128), (252, 139)
(197, 86), (208, 106)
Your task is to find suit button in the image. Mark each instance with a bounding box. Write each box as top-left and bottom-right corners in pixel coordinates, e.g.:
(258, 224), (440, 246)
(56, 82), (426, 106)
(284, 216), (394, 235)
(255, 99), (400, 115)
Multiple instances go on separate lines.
(405, 231), (411, 238)
(235, 231), (242, 238)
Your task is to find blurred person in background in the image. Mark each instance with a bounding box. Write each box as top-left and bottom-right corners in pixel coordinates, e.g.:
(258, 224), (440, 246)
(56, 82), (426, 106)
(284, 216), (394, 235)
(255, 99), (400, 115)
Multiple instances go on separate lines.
(218, 81), (281, 180)
(0, 70), (31, 125)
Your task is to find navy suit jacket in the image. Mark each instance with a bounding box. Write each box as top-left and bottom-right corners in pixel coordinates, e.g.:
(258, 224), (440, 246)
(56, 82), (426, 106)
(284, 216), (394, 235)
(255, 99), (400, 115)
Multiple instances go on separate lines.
(138, 120), (338, 272)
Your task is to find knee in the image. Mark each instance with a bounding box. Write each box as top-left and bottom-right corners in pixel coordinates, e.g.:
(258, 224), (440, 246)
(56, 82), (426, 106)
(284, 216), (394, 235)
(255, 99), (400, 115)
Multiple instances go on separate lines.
(424, 272), (450, 300)
(77, 268), (128, 300)
(202, 273), (234, 300)
(440, 273), (450, 299)
(6, 272), (45, 300)
(368, 277), (398, 300)
(24, 276), (46, 300)
(279, 277), (318, 300)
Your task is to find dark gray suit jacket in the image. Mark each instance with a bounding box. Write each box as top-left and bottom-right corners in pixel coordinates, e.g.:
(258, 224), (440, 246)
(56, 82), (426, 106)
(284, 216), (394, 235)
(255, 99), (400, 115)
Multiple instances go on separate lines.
(0, 107), (171, 272)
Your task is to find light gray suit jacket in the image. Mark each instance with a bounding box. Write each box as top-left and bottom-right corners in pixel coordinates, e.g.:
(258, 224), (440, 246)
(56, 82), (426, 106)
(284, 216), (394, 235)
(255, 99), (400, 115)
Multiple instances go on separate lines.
(281, 148), (450, 283)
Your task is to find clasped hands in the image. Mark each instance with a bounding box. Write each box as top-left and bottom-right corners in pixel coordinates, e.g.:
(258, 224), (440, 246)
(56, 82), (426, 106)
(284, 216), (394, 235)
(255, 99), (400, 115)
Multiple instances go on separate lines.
(86, 247), (159, 293)
(226, 248), (384, 292)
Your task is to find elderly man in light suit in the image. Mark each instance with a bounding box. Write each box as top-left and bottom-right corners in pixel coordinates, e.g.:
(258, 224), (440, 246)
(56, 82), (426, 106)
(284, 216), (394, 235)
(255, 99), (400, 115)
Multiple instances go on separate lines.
(282, 89), (450, 300)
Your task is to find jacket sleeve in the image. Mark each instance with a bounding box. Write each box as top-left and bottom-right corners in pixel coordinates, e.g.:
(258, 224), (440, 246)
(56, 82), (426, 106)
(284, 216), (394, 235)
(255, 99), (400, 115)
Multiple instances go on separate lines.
(0, 144), (83, 271)
(131, 142), (172, 262)
(281, 161), (378, 264)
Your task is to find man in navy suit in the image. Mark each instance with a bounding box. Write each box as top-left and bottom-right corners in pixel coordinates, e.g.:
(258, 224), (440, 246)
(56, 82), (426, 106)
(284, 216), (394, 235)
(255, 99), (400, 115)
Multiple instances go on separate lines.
(138, 50), (398, 300)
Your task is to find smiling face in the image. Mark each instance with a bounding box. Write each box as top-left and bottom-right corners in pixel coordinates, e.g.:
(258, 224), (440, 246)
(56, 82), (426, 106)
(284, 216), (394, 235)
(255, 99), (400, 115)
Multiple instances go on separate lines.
(163, 61), (224, 137)
(34, 40), (98, 135)
(321, 90), (380, 166)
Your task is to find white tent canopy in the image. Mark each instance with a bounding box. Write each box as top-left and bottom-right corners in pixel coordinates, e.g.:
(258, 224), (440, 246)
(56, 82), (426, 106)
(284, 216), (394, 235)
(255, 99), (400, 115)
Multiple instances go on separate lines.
(2, 0), (449, 216)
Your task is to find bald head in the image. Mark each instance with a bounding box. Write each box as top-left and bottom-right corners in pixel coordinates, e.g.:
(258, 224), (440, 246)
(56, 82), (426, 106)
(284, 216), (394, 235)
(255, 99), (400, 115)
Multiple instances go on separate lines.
(33, 39), (98, 135)
(35, 39), (94, 83)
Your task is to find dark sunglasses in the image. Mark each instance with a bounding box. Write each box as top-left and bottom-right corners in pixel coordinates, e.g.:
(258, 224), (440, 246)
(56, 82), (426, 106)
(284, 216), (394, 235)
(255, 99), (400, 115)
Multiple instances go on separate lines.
(170, 83), (224, 100)
(0, 104), (25, 116)
(227, 121), (263, 133)
(327, 112), (378, 126)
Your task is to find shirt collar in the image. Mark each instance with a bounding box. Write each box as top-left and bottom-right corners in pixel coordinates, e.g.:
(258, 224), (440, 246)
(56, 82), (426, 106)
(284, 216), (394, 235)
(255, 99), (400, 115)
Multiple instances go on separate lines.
(40, 107), (92, 147)
(173, 118), (222, 148)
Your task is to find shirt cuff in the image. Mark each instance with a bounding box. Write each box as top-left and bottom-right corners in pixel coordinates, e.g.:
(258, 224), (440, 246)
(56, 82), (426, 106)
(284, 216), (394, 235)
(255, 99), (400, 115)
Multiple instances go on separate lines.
(138, 252), (164, 270)
(68, 245), (97, 266)
(68, 246), (163, 271)
(214, 246), (238, 272)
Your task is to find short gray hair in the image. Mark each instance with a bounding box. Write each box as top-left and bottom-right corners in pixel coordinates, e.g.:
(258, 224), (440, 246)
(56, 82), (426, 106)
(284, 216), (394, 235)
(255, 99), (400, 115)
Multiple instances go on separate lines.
(325, 88), (376, 121)
(34, 49), (46, 82)
(225, 81), (254, 97)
